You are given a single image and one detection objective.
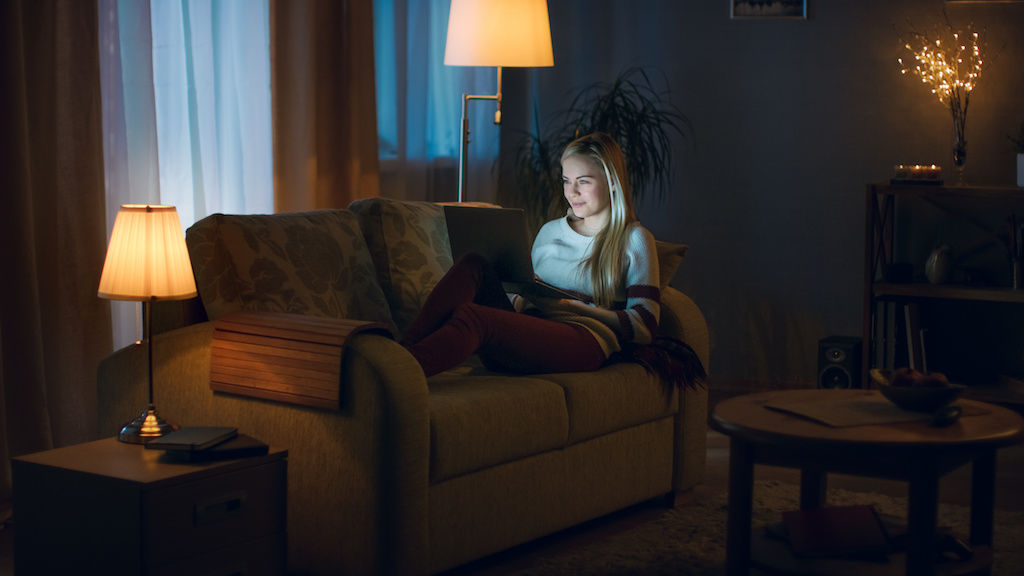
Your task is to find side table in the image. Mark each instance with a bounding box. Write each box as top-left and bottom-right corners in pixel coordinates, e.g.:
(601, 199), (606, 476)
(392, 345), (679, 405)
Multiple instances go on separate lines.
(12, 436), (287, 576)
(711, 389), (1024, 576)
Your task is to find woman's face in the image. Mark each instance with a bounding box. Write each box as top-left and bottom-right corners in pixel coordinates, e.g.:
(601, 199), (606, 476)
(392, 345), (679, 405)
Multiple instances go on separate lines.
(562, 154), (611, 228)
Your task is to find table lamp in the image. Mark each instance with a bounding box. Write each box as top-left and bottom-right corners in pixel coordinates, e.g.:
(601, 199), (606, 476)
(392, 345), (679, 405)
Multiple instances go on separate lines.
(444, 0), (554, 202)
(98, 204), (198, 443)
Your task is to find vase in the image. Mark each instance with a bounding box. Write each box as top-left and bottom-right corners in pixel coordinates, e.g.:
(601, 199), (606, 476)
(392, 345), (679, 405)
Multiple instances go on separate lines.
(925, 245), (952, 284)
(950, 100), (968, 185)
(952, 129), (967, 184)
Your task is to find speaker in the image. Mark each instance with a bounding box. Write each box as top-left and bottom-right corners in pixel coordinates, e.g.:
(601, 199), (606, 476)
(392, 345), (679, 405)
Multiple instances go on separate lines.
(818, 336), (862, 389)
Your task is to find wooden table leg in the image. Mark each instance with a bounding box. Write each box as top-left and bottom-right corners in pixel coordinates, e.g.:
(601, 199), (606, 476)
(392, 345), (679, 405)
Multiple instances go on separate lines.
(906, 458), (939, 576)
(799, 468), (826, 510)
(726, 438), (754, 576)
(970, 450), (996, 547)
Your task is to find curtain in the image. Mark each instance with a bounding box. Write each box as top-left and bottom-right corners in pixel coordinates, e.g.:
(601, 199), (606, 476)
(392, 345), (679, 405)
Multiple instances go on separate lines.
(271, 0), (381, 211)
(373, 0), (501, 203)
(1, 0), (112, 503)
(100, 0), (274, 349)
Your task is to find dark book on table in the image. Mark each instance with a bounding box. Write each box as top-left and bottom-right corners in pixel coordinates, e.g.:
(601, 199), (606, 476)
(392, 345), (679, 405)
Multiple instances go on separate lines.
(783, 505), (890, 559)
(162, 434), (270, 462)
(145, 426), (238, 452)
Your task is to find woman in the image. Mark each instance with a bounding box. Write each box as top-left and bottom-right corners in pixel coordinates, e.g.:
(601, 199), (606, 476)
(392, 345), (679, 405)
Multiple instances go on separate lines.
(401, 132), (660, 377)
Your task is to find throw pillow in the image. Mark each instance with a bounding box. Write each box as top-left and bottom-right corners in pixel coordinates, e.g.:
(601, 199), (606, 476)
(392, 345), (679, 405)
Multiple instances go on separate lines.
(350, 198), (501, 336)
(656, 240), (688, 288)
(349, 198), (453, 336)
(186, 210), (396, 330)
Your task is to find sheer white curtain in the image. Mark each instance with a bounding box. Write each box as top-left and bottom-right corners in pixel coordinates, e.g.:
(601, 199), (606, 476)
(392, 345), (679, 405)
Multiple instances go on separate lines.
(374, 0), (501, 203)
(99, 0), (273, 348)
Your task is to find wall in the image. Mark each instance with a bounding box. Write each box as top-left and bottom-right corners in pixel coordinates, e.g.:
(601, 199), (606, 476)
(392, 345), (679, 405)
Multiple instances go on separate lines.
(498, 0), (1024, 388)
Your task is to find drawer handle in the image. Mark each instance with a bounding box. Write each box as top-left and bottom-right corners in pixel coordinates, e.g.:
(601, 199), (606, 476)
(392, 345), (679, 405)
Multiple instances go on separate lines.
(194, 491), (247, 526)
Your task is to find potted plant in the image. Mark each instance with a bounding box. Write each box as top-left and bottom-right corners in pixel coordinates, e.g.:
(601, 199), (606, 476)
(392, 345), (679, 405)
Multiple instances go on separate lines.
(1010, 119), (1024, 187)
(505, 68), (691, 233)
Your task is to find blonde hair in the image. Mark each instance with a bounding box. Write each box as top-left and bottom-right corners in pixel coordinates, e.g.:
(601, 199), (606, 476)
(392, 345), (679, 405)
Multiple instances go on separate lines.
(561, 132), (637, 307)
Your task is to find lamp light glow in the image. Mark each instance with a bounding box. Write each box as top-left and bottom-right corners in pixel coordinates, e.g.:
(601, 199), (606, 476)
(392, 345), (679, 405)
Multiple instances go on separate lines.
(443, 0), (554, 202)
(443, 0), (553, 68)
(897, 20), (988, 183)
(98, 204), (196, 443)
(98, 205), (197, 301)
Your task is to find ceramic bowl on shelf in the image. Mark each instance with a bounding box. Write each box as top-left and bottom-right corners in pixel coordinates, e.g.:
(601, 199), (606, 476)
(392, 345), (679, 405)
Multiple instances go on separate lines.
(870, 369), (966, 413)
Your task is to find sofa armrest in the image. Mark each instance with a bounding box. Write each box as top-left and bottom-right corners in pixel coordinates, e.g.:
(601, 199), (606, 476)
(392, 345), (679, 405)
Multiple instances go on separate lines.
(658, 286), (710, 492)
(659, 286), (710, 372)
(97, 322), (430, 576)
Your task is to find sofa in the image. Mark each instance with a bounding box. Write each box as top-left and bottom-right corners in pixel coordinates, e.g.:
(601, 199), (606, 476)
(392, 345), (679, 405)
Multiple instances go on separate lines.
(96, 197), (709, 576)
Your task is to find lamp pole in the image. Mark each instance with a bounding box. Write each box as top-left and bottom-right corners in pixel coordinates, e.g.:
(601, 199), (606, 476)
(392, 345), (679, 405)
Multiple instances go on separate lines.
(457, 66), (503, 203)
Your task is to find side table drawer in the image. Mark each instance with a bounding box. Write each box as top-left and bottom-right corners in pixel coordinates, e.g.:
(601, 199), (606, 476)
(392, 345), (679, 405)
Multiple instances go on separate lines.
(143, 458), (286, 566)
(149, 532), (285, 576)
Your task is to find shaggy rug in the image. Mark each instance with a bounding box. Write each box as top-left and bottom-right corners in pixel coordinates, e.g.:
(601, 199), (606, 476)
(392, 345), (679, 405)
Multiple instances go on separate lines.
(454, 480), (1024, 576)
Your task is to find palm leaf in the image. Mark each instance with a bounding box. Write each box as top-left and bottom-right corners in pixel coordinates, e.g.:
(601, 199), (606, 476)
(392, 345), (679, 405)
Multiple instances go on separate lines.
(511, 68), (691, 233)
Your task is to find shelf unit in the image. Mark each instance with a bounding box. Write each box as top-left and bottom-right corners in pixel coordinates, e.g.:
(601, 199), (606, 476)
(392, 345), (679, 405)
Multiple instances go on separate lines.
(861, 182), (1024, 396)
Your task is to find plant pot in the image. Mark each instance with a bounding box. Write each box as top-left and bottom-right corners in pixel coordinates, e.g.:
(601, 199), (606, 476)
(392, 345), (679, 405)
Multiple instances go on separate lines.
(1018, 153), (1024, 188)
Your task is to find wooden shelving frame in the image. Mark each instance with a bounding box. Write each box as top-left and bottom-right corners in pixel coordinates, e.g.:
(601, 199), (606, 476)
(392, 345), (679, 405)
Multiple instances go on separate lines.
(861, 182), (1024, 396)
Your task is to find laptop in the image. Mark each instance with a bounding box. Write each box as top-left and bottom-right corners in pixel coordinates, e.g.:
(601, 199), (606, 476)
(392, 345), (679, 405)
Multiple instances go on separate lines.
(443, 205), (576, 300)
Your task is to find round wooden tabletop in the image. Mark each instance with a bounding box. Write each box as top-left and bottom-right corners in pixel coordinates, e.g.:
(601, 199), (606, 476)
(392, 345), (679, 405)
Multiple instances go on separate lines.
(711, 389), (1024, 449)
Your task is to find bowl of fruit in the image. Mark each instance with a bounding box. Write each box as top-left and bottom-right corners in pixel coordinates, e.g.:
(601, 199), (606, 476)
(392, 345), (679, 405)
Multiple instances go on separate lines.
(870, 368), (966, 413)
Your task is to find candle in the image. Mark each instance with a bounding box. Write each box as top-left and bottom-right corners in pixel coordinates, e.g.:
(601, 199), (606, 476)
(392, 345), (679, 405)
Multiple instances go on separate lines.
(893, 164), (942, 182)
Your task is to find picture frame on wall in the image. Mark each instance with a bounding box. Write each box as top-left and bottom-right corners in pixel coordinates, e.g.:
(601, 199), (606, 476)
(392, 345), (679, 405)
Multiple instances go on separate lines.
(731, 0), (807, 19)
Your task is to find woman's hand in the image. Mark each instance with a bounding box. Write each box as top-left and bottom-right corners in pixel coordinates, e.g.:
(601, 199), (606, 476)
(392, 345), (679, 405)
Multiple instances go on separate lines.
(551, 299), (593, 314)
(527, 297), (596, 316)
(528, 296), (620, 329)
(525, 296), (576, 312)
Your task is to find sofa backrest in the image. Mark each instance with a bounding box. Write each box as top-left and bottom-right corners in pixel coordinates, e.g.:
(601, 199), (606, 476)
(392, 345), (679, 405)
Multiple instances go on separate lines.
(347, 197), (691, 336)
(185, 210), (397, 332)
(183, 198), (689, 342)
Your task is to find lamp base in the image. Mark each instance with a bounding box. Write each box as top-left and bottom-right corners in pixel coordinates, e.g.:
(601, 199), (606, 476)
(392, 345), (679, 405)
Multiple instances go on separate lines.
(118, 404), (178, 444)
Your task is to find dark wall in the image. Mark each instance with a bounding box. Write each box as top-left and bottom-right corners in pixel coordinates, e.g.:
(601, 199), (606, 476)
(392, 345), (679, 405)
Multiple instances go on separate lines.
(498, 0), (1024, 387)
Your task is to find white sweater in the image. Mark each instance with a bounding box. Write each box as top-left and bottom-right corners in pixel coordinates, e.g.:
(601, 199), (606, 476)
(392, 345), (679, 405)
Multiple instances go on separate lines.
(530, 217), (660, 356)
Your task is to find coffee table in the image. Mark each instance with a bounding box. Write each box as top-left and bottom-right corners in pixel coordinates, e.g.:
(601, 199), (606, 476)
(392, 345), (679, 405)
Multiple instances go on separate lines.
(710, 389), (1024, 576)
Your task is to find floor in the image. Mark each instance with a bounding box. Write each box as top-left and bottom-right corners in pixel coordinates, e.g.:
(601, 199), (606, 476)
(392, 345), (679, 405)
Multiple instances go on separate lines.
(1, 388), (1022, 575)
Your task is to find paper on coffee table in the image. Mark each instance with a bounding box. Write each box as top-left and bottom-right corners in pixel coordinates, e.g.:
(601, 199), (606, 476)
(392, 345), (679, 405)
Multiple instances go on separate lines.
(764, 393), (932, 427)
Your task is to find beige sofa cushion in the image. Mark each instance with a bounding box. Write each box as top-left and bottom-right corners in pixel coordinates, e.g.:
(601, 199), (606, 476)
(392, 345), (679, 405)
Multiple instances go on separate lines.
(541, 363), (678, 445)
(349, 198), (453, 336)
(427, 373), (569, 483)
(186, 210), (395, 330)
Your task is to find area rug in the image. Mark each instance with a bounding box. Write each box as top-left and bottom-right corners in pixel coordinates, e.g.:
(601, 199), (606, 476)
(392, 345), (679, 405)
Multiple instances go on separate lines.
(456, 480), (1024, 576)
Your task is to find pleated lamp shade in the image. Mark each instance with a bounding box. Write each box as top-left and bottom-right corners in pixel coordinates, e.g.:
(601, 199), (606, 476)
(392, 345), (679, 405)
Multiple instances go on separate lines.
(444, 0), (553, 68)
(98, 205), (197, 301)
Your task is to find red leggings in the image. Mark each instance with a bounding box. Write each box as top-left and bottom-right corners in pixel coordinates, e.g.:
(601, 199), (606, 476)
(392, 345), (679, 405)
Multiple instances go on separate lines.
(401, 254), (607, 377)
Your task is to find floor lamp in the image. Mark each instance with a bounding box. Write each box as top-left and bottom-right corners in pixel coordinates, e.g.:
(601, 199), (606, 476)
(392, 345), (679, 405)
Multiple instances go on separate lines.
(444, 0), (554, 202)
(98, 204), (198, 443)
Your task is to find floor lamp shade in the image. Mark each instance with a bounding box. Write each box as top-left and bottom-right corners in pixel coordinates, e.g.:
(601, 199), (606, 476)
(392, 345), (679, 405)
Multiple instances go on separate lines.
(98, 204), (197, 301)
(98, 204), (196, 443)
(444, 0), (554, 67)
(443, 0), (554, 202)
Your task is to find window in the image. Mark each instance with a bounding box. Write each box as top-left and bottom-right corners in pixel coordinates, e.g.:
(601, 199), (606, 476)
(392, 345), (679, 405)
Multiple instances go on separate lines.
(100, 0), (273, 347)
(372, 0), (500, 201)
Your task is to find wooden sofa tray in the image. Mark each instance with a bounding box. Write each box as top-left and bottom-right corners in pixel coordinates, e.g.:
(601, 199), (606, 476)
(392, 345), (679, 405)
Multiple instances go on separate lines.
(210, 311), (395, 410)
